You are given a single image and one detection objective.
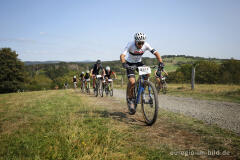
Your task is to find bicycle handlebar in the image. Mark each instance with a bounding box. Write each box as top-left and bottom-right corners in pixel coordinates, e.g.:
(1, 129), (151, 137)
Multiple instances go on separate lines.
(127, 65), (137, 71)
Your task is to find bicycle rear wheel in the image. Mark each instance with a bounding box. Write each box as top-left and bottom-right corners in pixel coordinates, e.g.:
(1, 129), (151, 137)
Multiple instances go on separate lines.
(141, 81), (159, 126)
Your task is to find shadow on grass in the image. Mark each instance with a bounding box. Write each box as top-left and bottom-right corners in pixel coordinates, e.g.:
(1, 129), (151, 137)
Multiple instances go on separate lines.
(76, 110), (147, 126)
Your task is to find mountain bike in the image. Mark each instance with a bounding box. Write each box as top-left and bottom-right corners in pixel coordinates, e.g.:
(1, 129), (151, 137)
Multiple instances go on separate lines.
(155, 76), (167, 94)
(104, 78), (114, 96)
(73, 82), (77, 89)
(80, 79), (85, 93)
(85, 79), (91, 94)
(126, 66), (159, 126)
(94, 75), (103, 97)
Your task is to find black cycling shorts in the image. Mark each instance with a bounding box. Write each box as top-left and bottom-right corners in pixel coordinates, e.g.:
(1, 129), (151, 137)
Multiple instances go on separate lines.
(156, 71), (162, 78)
(126, 61), (144, 78)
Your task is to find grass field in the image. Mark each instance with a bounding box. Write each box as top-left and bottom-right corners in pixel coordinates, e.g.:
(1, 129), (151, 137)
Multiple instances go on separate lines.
(0, 89), (239, 159)
(166, 84), (240, 103)
(115, 83), (240, 103)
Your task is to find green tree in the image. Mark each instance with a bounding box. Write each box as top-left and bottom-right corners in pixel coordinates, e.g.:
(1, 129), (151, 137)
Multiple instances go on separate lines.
(220, 59), (240, 84)
(176, 64), (192, 82)
(195, 61), (220, 84)
(175, 72), (185, 84)
(0, 48), (27, 93)
(25, 74), (53, 91)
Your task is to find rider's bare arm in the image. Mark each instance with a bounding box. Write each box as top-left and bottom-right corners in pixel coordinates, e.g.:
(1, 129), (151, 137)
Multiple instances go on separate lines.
(90, 69), (93, 76)
(154, 52), (163, 63)
(163, 70), (168, 76)
(103, 69), (106, 76)
(113, 72), (117, 79)
(120, 54), (126, 63)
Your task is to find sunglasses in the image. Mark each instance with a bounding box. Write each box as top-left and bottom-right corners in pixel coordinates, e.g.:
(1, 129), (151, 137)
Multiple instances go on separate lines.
(137, 42), (144, 45)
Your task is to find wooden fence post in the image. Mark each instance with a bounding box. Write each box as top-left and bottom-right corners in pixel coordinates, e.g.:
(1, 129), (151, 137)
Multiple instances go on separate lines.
(191, 66), (195, 90)
(121, 75), (123, 88)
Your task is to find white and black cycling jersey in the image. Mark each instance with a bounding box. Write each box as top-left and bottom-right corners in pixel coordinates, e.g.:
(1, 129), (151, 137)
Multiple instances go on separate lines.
(122, 41), (157, 63)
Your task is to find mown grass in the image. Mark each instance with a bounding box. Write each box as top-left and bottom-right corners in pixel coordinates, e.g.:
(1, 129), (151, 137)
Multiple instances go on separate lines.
(0, 90), (181, 159)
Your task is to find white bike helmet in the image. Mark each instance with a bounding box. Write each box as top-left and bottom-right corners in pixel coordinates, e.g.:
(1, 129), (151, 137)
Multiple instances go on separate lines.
(82, 72), (84, 74)
(86, 70), (90, 73)
(74, 75), (76, 78)
(106, 66), (110, 71)
(134, 32), (146, 42)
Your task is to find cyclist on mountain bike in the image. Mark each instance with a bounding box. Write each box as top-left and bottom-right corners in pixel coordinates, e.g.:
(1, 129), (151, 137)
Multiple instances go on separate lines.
(104, 66), (117, 88)
(120, 32), (164, 113)
(84, 70), (91, 88)
(73, 75), (77, 89)
(79, 72), (85, 90)
(90, 60), (105, 91)
(104, 66), (117, 80)
(155, 63), (168, 89)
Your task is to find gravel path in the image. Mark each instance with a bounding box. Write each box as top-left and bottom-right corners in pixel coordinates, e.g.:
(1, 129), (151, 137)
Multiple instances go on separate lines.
(113, 89), (240, 134)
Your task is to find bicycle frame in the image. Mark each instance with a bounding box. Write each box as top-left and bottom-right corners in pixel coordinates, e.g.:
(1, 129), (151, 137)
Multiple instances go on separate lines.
(136, 75), (151, 104)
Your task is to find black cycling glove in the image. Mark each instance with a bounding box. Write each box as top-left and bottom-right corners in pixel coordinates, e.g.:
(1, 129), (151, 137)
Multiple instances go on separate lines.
(159, 62), (164, 68)
(122, 62), (129, 69)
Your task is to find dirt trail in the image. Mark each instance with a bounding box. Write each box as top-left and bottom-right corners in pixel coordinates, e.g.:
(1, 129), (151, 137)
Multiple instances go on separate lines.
(113, 89), (240, 134)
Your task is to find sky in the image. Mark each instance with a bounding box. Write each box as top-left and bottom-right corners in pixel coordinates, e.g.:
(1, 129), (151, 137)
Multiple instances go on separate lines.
(0, 0), (240, 61)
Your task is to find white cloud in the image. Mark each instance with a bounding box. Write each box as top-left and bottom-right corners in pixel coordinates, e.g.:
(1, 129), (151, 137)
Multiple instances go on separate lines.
(40, 32), (47, 35)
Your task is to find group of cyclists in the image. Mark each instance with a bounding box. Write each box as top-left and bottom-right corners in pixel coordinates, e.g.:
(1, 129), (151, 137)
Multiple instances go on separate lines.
(71, 32), (167, 123)
(72, 60), (117, 94)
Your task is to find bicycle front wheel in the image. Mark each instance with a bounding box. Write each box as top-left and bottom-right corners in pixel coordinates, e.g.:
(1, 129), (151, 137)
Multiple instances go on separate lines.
(162, 82), (167, 94)
(155, 81), (160, 94)
(141, 81), (159, 126)
(99, 80), (104, 97)
(110, 88), (113, 96)
(88, 82), (91, 94)
(110, 82), (113, 96)
(94, 82), (98, 97)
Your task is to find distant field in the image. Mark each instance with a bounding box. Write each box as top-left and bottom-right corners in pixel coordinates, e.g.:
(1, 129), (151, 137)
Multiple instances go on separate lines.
(166, 84), (240, 103)
(162, 56), (223, 72)
(0, 90), (239, 159)
(114, 83), (240, 103)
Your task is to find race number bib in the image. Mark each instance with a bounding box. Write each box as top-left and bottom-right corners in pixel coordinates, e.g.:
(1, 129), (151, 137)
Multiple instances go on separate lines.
(96, 75), (102, 78)
(138, 66), (151, 75)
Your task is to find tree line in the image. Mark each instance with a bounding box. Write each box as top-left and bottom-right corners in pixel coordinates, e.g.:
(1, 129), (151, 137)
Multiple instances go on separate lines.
(0, 48), (239, 93)
(167, 60), (240, 84)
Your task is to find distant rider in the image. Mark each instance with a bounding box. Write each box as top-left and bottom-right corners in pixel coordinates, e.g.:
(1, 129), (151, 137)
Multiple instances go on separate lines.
(155, 63), (168, 89)
(84, 70), (91, 88)
(79, 72), (85, 90)
(104, 66), (117, 88)
(90, 60), (105, 91)
(73, 75), (77, 88)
